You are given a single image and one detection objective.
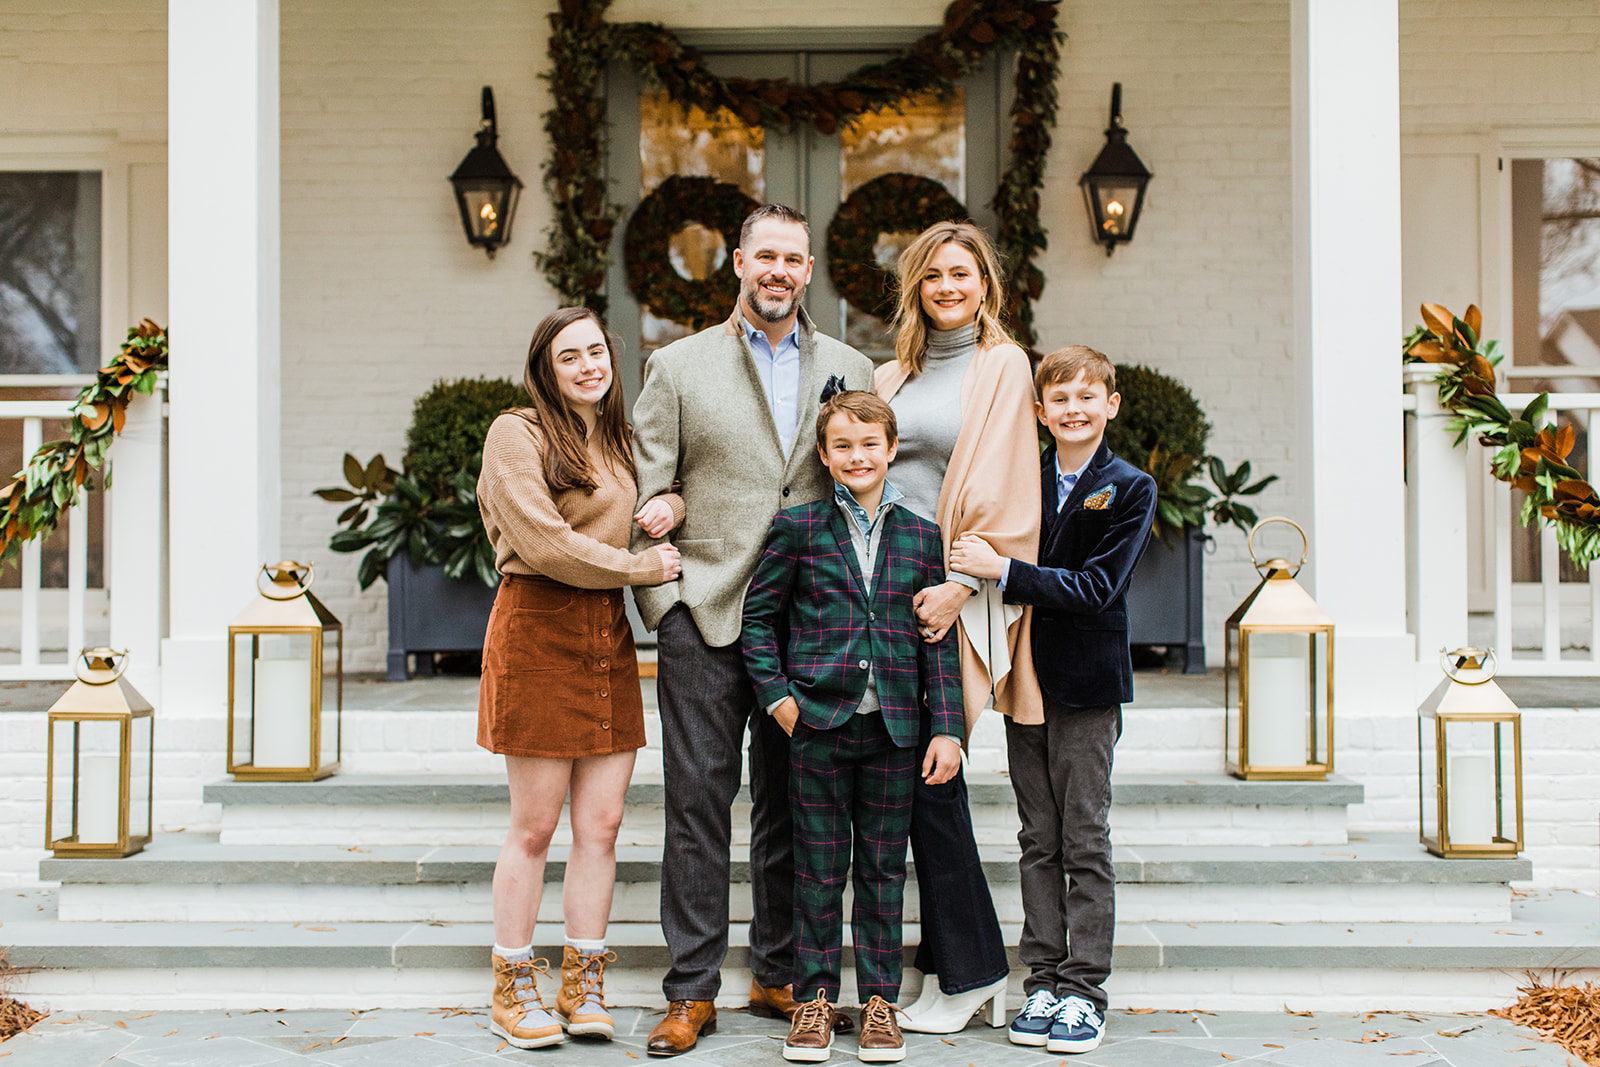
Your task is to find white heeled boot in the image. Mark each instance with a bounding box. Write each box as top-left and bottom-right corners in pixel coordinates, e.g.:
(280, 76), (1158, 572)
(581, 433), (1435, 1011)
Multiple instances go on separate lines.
(897, 974), (1007, 1034)
(897, 972), (941, 1015)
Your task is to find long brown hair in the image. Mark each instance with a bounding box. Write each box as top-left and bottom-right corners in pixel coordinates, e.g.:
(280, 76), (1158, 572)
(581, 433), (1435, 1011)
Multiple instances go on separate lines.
(891, 220), (1013, 376)
(519, 306), (636, 494)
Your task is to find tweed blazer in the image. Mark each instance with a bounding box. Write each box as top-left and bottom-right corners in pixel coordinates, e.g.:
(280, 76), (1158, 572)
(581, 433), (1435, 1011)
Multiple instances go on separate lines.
(741, 499), (964, 748)
(631, 308), (873, 647)
(1003, 440), (1157, 710)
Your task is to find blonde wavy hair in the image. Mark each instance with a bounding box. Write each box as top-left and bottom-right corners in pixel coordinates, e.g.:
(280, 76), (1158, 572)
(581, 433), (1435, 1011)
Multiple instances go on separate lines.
(891, 220), (1012, 376)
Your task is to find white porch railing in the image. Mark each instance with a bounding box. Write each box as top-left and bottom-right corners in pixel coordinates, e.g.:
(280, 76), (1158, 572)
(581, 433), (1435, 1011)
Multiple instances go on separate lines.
(1406, 369), (1600, 676)
(0, 383), (166, 682)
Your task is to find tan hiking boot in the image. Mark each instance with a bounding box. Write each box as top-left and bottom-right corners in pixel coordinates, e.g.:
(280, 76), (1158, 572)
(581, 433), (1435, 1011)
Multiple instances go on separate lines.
(783, 991), (838, 1062)
(857, 995), (906, 1062)
(489, 953), (564, 1049)
(554, 944), (617, 1039)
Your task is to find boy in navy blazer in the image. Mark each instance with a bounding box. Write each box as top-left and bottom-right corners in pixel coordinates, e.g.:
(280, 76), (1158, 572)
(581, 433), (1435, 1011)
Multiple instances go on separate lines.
(743, 391), (963, 1063)
(951, 346), (1156, 1055)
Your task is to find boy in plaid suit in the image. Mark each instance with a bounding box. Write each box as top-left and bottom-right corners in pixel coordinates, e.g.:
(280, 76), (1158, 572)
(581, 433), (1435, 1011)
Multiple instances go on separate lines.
(742, 390), (964, 1064)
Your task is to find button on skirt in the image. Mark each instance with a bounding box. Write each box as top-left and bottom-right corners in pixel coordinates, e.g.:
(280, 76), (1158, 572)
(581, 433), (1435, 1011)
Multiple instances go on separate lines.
(477, 574), (645, 759)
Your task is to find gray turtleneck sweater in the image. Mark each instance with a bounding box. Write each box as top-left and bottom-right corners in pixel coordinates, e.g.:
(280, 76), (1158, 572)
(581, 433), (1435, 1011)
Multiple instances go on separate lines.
(887, 322), (979, 591)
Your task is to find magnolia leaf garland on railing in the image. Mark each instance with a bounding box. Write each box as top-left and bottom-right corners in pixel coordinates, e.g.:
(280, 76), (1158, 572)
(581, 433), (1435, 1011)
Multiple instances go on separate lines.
(0, 319), (169, 569)
(537, 0), (1064, 347)
(1404, 302), (1600, 567)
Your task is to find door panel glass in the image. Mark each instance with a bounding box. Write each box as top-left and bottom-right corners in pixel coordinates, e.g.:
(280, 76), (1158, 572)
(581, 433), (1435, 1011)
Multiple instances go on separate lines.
(839, 90), (966, 352)
(639, 93), (766, 352)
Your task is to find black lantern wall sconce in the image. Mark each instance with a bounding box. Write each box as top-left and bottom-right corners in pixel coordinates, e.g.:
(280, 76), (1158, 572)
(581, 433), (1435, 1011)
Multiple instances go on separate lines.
(449, 87), (523, 259)
(1080, 83), (1152, 256)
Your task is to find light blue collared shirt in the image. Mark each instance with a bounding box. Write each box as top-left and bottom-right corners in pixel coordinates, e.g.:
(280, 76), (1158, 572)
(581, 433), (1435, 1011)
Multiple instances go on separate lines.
(741, 316), (802, 457)
(1000, 453), (1092, 589)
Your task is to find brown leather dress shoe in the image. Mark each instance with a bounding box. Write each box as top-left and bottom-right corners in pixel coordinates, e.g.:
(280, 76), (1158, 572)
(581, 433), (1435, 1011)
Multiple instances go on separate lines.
(750, 981), (854, 1032)
(647, 999), (716, 1056)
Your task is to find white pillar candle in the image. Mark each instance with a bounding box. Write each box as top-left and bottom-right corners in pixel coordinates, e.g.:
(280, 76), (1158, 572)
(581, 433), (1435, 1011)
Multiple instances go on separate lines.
(1447, 754), (1496, 845)
(1246, 644), (1309, 767)
(77, 753), (121, 843)
(252, 657), (312, 768)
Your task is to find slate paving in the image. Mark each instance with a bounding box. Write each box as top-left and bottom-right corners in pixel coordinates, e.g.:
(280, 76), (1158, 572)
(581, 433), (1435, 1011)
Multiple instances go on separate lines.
(0, 1006), (1576, 1066)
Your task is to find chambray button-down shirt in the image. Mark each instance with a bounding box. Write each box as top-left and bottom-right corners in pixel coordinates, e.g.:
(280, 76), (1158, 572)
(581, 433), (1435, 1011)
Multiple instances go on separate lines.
(741, 317), (801, 457)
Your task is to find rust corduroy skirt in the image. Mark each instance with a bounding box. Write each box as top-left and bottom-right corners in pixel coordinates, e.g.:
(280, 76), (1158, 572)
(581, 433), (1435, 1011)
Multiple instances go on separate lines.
(477, 574), (645, 759)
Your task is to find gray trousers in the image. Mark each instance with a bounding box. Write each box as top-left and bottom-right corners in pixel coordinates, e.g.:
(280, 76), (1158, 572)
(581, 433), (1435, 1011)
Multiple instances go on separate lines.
(1004, 701), (1121, 1011)
(656, 604), (794, 1000)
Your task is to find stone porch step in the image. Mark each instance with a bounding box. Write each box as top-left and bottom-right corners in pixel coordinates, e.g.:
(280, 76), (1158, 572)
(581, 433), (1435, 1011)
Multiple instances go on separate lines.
(202, 773), (1364, 848)
(43, 833), (1523, 926)
(6, 889), (1595, 1012)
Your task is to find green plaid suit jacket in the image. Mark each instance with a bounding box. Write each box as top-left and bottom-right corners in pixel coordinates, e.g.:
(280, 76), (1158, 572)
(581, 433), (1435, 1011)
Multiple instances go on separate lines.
(740, 499), (964, 747)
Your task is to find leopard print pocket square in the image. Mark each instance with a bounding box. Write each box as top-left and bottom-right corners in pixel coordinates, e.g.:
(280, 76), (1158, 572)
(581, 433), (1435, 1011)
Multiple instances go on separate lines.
(1082, 486), (1116, 511)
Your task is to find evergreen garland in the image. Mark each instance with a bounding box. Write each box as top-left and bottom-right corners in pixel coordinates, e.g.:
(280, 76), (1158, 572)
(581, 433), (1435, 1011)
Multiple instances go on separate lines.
(537, 0), (1064, 347)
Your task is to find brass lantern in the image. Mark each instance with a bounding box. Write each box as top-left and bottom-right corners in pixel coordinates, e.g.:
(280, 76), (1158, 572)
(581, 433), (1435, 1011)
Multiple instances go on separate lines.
(45, 649), (154, 858)
(1418, 648), (1524, 858)
(1224, 517), (1334, 780)
(227, 562), (342, 781)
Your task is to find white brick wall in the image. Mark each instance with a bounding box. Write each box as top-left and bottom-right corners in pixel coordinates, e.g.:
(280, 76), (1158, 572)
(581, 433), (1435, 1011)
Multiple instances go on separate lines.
(3, 0), (1598, 904)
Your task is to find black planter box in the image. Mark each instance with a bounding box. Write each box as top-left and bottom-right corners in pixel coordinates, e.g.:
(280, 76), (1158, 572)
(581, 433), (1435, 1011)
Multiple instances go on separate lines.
(385, 555), (498, 681)
(1126, 523), (1206, 673)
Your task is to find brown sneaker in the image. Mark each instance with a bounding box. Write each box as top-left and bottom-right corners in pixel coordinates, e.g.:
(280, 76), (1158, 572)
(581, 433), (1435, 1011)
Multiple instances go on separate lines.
(750, 980), (854, 1033)
(554, 945), (616, 1039)
(783, 991), (838, 1063)
(857, 995), (906, 1062)
(489, 953), (564, 1049)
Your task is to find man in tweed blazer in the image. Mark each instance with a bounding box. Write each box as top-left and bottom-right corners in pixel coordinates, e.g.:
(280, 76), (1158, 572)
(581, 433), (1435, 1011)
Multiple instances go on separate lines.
(631, 204), (872, 1055)
(741, 390), (962, 1060)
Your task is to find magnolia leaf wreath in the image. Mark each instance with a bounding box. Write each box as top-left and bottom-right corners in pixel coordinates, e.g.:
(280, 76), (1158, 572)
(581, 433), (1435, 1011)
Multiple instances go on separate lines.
(825, 173), (968, 321)
(1404, 301), (1600, 567)
(0, 319), (169, 568)
(624, 175), (758, 331)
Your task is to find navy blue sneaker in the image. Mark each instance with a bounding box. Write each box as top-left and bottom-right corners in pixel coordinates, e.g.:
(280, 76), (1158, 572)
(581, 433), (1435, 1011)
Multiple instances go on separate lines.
(1046, 996), (1105, 1054)
(1007, 990), (1059, 1047)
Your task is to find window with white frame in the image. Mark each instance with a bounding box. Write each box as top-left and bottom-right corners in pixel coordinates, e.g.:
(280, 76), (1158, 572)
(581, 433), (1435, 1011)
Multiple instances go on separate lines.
(0, 171), (102, 375)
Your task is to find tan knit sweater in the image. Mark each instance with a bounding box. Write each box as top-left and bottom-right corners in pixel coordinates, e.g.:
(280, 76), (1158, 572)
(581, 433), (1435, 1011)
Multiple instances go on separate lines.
(478, 413), (678, 589)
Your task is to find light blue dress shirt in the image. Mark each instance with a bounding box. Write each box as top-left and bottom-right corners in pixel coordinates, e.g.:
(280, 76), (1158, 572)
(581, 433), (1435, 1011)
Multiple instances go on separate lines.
(741, 317), (802, 457)
(1000, 453), (1091, 589)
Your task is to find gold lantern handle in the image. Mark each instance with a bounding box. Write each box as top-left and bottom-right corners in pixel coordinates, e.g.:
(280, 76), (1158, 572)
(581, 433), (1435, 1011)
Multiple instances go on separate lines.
(1440, 646), (1498, 684)
(74, 647), (129, 685)
(1247, 516), (1309, 577)
(258, 560), (315, 600)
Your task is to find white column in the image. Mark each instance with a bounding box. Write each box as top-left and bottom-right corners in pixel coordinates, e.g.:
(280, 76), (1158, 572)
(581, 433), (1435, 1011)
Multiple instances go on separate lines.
(1404, 372), (1469, 696)
(165, 0), (281, 715)
(1292, 2), (1415, 715)
(107, 385), (167, 701)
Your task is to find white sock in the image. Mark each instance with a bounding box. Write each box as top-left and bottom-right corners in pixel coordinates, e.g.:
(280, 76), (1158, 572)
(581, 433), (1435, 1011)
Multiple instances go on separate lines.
(494, 942), (534, 960)
(565, 936), (605, 953)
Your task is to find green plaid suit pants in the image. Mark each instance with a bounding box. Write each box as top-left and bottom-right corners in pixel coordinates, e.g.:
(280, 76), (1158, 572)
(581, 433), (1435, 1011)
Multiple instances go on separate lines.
(790, 712), (916, 1002)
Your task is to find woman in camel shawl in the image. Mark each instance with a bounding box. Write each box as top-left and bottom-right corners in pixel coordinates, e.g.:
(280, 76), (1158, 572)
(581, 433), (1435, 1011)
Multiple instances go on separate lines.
(874, 220), (1041, 1034)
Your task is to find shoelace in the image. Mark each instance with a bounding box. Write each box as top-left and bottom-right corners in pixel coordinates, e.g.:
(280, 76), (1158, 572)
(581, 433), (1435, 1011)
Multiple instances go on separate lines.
(1055, 996), (1098, 1027)
(664, 1000), (702, 1021)
(860, 997), (898, 1034)
(791, 994), (833, 1039)
(1019, 990), (1059, 1019)
(571, 950), (615, 1007)
(504, 958), (553, 1011)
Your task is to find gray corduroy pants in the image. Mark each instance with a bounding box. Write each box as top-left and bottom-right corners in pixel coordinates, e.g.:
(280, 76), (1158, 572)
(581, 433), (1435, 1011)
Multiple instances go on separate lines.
(656, 604), (795, 1000)
(1004, 701), (1121, 1012)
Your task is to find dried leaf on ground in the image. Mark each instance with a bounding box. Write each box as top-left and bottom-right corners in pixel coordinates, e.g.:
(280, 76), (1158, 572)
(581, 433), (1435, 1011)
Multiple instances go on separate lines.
(1491, 977), (1600, 1066)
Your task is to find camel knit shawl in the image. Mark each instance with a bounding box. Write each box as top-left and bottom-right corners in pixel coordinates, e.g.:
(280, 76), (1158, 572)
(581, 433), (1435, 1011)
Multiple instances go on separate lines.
(876, 342), (1044, 730)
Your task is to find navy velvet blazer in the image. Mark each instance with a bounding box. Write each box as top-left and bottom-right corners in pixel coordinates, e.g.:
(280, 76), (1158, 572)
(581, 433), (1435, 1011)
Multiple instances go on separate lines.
(740, 500), (964, 747)
(1002, 439), (1157, 709)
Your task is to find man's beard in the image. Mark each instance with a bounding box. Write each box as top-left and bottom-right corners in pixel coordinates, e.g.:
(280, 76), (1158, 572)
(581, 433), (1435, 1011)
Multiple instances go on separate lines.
(744, 279), (804, 323)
